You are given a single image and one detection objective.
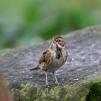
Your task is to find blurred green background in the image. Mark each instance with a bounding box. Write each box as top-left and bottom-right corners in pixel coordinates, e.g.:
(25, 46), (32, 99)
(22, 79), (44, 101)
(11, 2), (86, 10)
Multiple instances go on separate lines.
(0, 0), (101, 48)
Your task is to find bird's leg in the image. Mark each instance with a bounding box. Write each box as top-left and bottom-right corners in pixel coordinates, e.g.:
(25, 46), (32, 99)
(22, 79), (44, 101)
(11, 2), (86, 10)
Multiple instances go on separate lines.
(45, 72), (49, 88)
(54, 74), (59, 85)
(52, 72), (59, 85)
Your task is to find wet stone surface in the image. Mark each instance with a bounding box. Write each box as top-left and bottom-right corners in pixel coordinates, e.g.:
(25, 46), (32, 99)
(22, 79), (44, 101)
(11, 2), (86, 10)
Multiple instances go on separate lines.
(0, 25), (101, 87)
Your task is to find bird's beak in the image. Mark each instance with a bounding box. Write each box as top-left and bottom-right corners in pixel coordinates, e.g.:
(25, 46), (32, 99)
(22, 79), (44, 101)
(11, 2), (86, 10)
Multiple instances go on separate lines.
(56, 43), (62, 48)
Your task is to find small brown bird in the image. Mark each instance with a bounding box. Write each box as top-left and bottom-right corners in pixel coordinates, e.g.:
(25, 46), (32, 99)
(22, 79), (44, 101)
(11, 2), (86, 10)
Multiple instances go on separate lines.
(30, 35), (67, 87)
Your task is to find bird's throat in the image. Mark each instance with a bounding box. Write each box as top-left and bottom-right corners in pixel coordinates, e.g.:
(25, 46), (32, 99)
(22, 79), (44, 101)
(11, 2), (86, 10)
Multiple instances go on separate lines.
(56, 46), (62, 59)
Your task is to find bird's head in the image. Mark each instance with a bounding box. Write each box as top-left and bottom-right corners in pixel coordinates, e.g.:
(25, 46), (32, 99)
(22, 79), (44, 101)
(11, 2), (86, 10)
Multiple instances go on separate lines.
(53, 35), (65, 49)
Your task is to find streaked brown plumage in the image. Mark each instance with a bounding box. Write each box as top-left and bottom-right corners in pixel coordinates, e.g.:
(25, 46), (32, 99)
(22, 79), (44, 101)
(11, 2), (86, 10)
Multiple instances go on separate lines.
(30, 35), (67, 87)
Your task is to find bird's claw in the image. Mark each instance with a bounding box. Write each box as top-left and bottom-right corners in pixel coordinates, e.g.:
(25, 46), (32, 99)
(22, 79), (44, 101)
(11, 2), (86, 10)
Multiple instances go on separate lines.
(55, 81), (60, 86)
(45, 84), (50, 88)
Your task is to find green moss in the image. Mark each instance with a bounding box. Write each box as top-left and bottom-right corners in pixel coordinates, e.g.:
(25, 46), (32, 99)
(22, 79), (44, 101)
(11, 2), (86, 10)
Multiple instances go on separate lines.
(86, 82), (101, 101)
(9, 75), (101, 101)
(11, 83), (90, 101)
(12, 84), (64, 101)
(11, 82), (101, 101)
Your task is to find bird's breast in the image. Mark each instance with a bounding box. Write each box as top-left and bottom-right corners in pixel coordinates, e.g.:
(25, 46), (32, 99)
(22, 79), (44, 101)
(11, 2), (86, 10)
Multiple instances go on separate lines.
(45, 49), (67, 72)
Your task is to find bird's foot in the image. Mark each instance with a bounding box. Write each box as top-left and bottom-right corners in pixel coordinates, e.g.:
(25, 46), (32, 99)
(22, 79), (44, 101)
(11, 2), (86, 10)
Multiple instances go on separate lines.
(45, 84), (50, 88)
(55, 81), (60, 86)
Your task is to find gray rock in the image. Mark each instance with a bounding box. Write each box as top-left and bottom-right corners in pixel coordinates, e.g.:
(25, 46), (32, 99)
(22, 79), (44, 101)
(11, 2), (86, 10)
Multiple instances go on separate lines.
(0, 25), (101, 87)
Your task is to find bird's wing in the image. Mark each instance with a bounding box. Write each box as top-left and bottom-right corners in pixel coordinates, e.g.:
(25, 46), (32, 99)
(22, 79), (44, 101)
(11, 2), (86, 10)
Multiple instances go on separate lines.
(39, 50), (51, 65)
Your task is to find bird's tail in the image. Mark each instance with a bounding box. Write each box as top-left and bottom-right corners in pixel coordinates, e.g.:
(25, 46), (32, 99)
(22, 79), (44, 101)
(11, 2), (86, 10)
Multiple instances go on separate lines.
(30, 66), (40, 71)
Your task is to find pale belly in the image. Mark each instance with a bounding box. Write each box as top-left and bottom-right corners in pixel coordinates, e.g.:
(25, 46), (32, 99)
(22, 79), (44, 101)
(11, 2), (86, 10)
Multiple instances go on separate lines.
(42, 48), (67, 72)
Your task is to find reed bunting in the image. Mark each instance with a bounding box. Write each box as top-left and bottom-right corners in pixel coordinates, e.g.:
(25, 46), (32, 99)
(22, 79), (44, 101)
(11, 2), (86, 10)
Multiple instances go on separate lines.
(30, 35), (67, 87)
